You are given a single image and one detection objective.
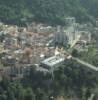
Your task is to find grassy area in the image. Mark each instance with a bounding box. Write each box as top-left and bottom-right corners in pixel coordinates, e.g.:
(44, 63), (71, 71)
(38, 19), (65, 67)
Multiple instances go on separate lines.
(79, 45), (98, 67)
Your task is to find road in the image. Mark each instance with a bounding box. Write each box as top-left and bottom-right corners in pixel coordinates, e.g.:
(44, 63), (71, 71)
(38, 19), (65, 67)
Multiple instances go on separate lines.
(87, 93), (95, 100)
(72, 57), (98, 72)
(70, 35), (81, 48)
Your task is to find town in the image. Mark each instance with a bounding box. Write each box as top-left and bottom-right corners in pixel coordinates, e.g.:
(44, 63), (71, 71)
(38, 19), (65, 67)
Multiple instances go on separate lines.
(1, 0), (98, 99)
(0, 17), (98, 81)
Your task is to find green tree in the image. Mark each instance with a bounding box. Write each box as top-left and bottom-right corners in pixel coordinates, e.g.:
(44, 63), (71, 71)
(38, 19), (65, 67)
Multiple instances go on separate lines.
(0, 94), (7, 100)
(72, 49), (79, 57)
(24, 88), (35, 100)
(7, 87), (16, 100)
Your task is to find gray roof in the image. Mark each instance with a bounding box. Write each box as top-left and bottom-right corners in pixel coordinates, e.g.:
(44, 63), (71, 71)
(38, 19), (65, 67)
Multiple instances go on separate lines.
(41, 55), (65, 67)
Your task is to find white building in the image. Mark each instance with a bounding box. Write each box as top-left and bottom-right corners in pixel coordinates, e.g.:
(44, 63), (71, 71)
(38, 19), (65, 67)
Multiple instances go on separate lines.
(41, 55), (65, 72)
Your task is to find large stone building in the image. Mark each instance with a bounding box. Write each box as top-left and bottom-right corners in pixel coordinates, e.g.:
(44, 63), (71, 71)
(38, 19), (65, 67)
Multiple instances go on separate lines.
(41, 55), (65, 72)
(54, 26), (68, 47)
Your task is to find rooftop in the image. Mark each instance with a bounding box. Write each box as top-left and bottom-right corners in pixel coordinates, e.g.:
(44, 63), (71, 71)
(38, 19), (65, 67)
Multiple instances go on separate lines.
(41, 55), (65, 67)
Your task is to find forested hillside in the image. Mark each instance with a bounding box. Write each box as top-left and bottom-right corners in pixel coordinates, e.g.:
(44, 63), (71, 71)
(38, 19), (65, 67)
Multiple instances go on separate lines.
(0, 60), (98, 100)
(0, 0), (98, 25)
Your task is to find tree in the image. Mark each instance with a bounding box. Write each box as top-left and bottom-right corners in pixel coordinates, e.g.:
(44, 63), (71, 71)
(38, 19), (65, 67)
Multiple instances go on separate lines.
(0, 94), (7, 100)
(16, 84), (25, 100)
(7, 87), (16, 100)
(72, 49), (79, 57)
(1, 76), (10, 90)
(85, 88), (91, 100)
(24, 88), (35, 100)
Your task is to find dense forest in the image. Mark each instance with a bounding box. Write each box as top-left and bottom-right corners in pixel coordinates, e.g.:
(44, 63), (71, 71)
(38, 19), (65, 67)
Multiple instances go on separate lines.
(0, 0), (98, 25)
(0, 60), (98, 100)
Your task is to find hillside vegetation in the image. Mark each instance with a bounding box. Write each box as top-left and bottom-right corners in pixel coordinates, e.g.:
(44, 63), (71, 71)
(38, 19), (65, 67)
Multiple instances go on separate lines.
(0, 60), (98, 100)
(0, 0), (98, 25)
